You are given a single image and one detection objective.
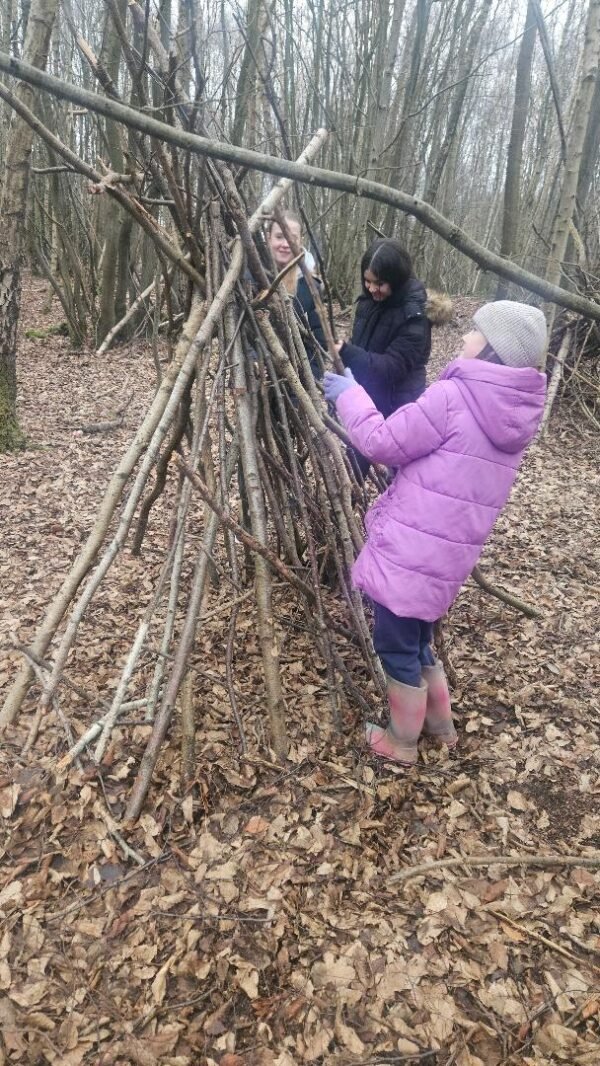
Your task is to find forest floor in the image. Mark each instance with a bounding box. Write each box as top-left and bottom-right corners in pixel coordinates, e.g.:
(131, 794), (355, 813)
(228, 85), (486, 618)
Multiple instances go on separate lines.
(1, 277), (599, 1066)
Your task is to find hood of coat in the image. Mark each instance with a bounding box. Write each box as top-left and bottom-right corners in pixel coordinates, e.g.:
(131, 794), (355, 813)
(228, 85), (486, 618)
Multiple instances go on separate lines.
(442, 358), (546, 452)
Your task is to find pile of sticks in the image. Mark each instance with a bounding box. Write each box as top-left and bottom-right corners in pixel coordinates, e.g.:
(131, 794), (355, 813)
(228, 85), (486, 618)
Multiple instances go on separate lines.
(2, 129), (389, 819)
(549, 303), (600, 430)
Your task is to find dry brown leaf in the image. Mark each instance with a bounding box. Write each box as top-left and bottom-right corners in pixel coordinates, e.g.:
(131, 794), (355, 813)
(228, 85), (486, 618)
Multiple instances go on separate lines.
(206, 859), (238, 880)
(204, 1001), (230, 1036)
(302, 1025), (333, 1061)
(311, 953), (355, 989)
(457, 1051), (486, 1066)
(0, 785), (20, 819)
(425, 890), (449, 912)
(507, 789), (530, 811)
(534, 1022), (578, 1058)
(335, 1013), (365, 1054)
(9, 980), (48, 1008)
(151, 952), (177, 1005)
(235, 965), (259, 1000)
(244, 815), (270, 834)
(482, 879), (509, 903)
(479, 978), (528, 1023)
(0, 882), (22, 911)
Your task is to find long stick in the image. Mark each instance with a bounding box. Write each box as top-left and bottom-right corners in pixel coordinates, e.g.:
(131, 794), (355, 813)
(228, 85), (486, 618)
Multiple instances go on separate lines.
(0, 299), (201, 729)
(225, 297), (288, 759)
(124, 447), (239, 822)
(389, 853), (600, 885)
(539, 326), (572, 434)
(95, 277), (157, 356)
(1, 51), (600, 319)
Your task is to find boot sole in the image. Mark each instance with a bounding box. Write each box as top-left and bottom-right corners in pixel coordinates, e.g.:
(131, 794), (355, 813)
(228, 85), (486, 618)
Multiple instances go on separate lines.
(422, 732), (458, 749)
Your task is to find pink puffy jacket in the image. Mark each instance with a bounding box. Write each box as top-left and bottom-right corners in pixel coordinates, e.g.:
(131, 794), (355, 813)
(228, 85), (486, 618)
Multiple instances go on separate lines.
(336, 357), (546, 621)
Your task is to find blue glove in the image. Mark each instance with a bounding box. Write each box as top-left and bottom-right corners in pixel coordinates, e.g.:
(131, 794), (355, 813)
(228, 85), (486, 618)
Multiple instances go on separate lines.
(323, 368), (357, 404)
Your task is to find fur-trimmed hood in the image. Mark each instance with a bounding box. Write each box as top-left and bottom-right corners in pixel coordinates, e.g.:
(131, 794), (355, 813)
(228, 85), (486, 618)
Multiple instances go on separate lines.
(425, 290), (453, 325)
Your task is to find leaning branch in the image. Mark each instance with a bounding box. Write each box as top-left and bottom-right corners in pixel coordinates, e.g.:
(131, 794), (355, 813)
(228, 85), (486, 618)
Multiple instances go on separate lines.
(0, 128), (329, 732)
(1, 51), (600, 320)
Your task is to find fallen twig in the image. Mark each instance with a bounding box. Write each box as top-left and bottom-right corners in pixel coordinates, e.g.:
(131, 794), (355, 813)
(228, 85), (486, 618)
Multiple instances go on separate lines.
(100, 810), (147, 866)
(80, 418), (124, 434)
(389, 852), (600, 884)
(470, 565), (542, 619)
(488, 908), (600, 972)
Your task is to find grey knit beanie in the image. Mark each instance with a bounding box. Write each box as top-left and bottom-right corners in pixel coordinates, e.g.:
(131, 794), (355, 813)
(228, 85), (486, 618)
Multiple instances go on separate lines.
(473, 301), (547, 368)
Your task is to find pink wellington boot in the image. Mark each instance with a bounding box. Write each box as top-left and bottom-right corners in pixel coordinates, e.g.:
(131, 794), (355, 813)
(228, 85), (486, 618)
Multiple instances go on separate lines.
(421, 663), (458, 747)
(365, 676), (427, 766)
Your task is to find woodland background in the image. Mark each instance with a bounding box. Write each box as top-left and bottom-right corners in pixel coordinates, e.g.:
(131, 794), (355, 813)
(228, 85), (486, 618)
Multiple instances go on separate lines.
(0, 0), (600, 1064)
(1, 0), (600, 349)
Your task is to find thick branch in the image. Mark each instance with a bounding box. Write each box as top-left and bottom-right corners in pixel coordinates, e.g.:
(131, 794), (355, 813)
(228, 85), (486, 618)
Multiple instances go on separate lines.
(470, 565), (542, 619)
(1, 51), (600, 320)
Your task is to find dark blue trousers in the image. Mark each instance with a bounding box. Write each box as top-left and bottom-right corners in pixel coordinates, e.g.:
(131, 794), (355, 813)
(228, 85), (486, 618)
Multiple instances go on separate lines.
(373, 603), (436, 687)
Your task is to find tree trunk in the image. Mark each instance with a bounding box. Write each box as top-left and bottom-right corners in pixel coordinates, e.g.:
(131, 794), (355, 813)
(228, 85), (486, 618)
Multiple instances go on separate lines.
(382, 0), (430, 237)
(231, 0), (263, 147)
(356, 0), (405, 240)
(573, 67), (600, 235)
(496, 0), (537, 299)
(96, 0), (128, 344)
(413, 0), (493, 264)
(545, 0), (600, 304)
(0, 0), (58, 451)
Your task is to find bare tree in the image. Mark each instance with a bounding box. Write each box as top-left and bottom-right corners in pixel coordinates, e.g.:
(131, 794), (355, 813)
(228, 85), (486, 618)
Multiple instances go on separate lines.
(496, 0), (537, 299)
(0, 0), (58, 451)
(544, 0), (600, 344)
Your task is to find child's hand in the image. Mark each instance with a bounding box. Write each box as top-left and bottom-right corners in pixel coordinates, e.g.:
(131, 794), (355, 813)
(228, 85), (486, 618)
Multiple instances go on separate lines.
(323, 368), (357, 403)
(334, 339), (345, 353)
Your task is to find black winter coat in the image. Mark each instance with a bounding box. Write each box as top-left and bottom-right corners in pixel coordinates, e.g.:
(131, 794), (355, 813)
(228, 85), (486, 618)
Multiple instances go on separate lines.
(294, 275), (326, 378)
(340, 277), (431, 418)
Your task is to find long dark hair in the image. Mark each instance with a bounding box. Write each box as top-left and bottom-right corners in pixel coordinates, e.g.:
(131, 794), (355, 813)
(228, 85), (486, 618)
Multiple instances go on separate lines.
(360, 238), (412, 295)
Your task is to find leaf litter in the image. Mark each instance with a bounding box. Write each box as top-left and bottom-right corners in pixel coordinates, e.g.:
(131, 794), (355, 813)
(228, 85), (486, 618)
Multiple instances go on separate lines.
(0, 280), (599, 1064)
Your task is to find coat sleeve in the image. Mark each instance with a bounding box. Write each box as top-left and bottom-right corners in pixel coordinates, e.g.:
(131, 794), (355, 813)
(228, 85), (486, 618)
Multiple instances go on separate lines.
(336, 380), (448, 467)
(305, 293), (327, 351)
(295, 277), (326, 352)
(339, 314), (429, 391)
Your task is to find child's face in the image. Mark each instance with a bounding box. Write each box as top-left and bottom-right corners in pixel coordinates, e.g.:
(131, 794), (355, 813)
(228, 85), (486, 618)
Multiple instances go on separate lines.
(364, 269), (392, 302)
(268, 221), (302, 268)
(461, 329), (487, 359)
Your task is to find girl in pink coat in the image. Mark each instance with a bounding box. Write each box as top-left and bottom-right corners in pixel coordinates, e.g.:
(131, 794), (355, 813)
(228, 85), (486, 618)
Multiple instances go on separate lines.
(324, 301), (547, 766)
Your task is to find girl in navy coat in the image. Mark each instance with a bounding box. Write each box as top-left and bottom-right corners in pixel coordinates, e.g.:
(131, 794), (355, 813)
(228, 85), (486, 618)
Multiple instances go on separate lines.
(336, 238), (450, 475)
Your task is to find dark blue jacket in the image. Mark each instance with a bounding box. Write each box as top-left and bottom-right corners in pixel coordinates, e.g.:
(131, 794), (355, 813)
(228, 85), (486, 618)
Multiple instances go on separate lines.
(294, 275), (326, 378)
(340, 278), (431, 418)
